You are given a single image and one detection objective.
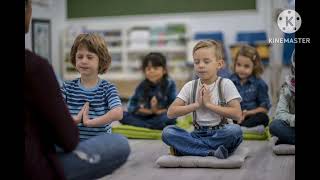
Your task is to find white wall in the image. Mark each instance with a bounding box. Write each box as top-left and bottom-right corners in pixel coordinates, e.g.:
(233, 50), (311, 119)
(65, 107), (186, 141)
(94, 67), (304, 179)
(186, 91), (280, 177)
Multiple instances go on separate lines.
(64, 0), (272, 64)
(25, 0), (295, 77)
(25, 0), (276, 78)
(25, 0), (66, 77)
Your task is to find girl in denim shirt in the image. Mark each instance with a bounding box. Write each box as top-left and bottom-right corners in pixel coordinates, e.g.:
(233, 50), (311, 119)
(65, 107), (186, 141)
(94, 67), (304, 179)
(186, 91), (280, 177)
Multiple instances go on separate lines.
(121, 52), (177, 130)
(229, 45), (271, 128)
(269, 51), (295, 145)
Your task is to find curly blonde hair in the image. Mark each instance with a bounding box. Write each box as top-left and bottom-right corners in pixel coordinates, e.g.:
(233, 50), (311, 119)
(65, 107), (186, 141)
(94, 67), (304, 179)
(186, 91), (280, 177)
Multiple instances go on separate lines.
(70, 33), (111, 74)
(193, 40), (224, 60)
(232, 45), (263, 77)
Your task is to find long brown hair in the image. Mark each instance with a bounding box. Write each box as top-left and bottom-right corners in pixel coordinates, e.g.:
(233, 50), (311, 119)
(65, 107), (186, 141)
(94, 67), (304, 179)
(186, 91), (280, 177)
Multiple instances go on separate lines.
(232, 45), (263, 77)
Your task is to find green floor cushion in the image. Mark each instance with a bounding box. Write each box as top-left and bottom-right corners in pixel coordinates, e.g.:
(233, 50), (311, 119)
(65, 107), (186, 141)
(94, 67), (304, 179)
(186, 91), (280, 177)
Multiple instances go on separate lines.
(112, 125), (162, 139)
(270, 137), (295, 155)
(113, 114), (271, 140)
(112, 115), (193, 139)
(156, 146), (249, 169)
(241, 116), (273, 141)
(242, 126), (271, 140)
(241, 125), (265, 134)
(113, 114), (275, 141)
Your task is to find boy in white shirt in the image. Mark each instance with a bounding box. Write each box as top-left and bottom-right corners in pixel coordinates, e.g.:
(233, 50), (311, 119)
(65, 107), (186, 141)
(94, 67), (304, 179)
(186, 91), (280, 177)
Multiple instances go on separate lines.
(162, 40), (243, 159)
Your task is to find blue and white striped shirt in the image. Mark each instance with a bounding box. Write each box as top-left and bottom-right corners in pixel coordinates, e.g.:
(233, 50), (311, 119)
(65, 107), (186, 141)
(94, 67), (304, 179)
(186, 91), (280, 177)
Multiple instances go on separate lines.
(61, 78), (121, 141)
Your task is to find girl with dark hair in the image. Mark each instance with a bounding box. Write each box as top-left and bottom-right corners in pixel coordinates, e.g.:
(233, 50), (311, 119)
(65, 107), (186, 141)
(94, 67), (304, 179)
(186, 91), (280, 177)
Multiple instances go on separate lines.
(121, 52), (177, 130)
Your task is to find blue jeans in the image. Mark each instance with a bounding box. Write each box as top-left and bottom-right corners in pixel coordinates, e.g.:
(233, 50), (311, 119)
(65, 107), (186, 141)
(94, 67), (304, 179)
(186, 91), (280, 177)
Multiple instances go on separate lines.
(121, 111), (176, 130)
(269, 119), (295, 145)
(57, 133), (130, 180)
(162, 124), (243, 158)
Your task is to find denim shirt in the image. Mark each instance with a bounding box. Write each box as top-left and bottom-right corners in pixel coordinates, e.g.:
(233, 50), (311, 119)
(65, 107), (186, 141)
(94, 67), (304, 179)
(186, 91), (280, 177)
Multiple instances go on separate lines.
(127, 78), (177, 114)
(229, 74), (271, 111)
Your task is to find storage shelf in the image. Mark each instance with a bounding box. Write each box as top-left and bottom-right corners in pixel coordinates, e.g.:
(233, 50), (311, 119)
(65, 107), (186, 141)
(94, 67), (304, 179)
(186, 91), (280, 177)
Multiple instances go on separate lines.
(62, 24), (190, 98)
(127, 46), (186, 53)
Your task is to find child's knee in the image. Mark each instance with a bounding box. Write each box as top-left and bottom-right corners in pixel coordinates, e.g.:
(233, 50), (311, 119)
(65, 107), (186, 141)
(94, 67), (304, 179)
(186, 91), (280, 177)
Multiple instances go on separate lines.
(103, 134), (130, 152)
(107, 134), (130, 162)
(162, 125), (178, 141)
(221, 124), (243, 144)
(220, 124), (243, 150)
(115, 134), (130, 149)
(226, 124), (242, 138)
(269, 120), (276, 130)
(269, 120), (282, 135)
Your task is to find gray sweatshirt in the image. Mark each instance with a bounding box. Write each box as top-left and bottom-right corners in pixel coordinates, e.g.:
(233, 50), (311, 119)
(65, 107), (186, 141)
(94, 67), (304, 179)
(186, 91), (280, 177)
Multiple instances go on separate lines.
(274, 84), (295, 127)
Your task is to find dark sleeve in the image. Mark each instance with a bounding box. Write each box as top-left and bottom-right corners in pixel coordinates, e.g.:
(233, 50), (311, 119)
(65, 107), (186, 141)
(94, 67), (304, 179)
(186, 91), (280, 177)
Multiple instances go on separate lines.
(257, 79), (272, 110)
(127, 82), (144, 113)
(29, 57), (79, 152)
(167, 79), (177, 105)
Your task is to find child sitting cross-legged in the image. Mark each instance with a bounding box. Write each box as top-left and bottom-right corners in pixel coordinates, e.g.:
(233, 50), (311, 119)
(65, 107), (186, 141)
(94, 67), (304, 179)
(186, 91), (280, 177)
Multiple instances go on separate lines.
(162, 40), (243, 159)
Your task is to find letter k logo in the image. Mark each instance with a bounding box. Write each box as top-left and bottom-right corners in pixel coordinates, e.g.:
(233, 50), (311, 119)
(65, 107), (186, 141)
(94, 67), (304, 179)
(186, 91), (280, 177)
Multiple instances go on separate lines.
(277, 9), (302, 34)
(286, 16), (293, 27)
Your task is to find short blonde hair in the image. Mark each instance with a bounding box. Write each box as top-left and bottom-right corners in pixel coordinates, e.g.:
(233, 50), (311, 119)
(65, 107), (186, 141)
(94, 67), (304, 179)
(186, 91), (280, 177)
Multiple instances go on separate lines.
(193, 40), (224, 60)
(232, 45), (263, 77)
(70, 33), (111, 74)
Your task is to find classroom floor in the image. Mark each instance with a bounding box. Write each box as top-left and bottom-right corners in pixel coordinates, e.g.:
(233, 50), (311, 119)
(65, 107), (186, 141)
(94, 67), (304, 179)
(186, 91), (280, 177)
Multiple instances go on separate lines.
(99, 139), (295, 180)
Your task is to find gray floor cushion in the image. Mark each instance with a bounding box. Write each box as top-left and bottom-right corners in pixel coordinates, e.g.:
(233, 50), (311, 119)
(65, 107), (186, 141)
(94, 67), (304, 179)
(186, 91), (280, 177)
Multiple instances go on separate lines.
(156, 146), (249, 169)
(270, 136), (295, 155)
